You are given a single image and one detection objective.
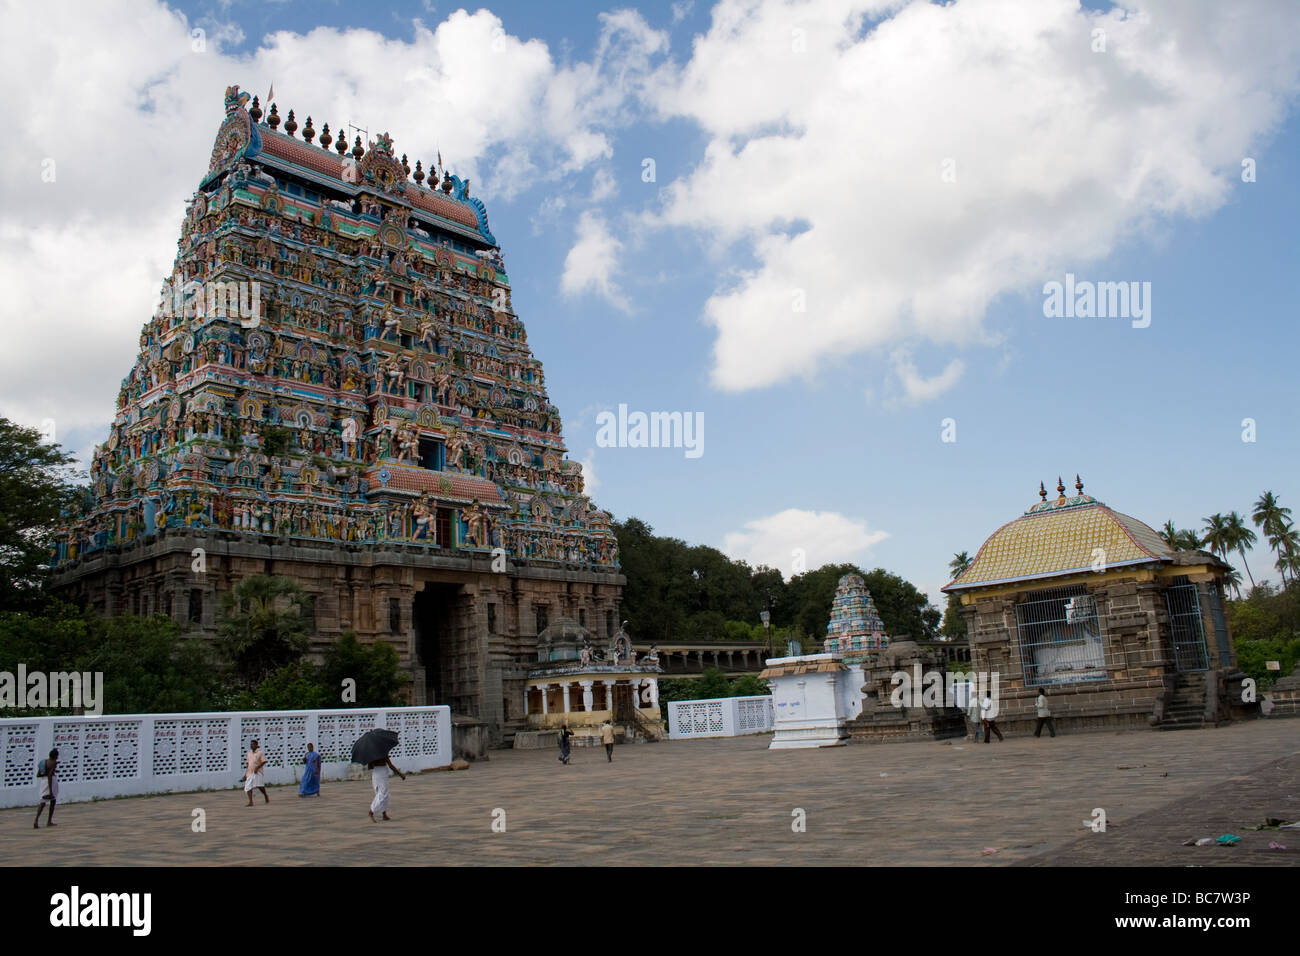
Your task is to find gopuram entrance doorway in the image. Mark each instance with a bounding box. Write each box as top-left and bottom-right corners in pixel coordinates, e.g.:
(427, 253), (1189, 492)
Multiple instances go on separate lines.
(414, 582), (474, 712)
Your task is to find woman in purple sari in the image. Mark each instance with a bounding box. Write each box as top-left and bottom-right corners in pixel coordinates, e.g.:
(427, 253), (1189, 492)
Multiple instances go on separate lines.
(299, 743), (322, 797)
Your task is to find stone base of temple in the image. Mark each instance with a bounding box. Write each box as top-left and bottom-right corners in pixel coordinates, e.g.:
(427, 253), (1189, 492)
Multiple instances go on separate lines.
(50, 530), (623, 746)
(845, 708), (967, 743)
(769, 719), (848, 749)
(1263, 666), (1300, 717)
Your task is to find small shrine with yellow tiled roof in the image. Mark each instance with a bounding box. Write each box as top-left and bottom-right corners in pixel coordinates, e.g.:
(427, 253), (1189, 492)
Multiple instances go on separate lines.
(941, 477), (1256, 733)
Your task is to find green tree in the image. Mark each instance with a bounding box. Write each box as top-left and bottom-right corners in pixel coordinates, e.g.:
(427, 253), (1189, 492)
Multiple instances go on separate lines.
(233, 660), (329, 711)
(730, 674), (770, 697)
(0, 417), (80, 613)
(1224, 511), (1257, 590)
(941, 551), (973, 639)
(83, 613), (220, 714)
(1160, 521), (1203, 551)
(217, 576), (311, 689)
(1252, 492), (1294, 586)
(0, 603), (218, 715)
(319, 632), (407, 707)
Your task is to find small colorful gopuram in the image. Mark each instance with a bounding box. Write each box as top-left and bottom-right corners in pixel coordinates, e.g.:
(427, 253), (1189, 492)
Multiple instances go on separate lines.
(50, 85), (622, 741)
(822, 573), (888, 657)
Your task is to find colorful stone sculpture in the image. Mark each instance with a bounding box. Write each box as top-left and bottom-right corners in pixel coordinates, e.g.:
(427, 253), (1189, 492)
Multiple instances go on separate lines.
(51, 85), (618, 570)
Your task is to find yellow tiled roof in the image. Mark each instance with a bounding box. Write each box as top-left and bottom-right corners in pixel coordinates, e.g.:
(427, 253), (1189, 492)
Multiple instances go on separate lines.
(944, 495), (1173, 592)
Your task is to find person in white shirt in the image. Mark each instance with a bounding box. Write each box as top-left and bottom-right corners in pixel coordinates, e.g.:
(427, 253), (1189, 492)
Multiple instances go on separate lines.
(980, 692), (1003, 743)
(1034, 688), (1057, 738)
(965, 694), (982, 741)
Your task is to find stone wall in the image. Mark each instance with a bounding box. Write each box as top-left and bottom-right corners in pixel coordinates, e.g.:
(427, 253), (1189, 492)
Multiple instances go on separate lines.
(51, 529), (622, 743)
(955, 572), (1230, 732)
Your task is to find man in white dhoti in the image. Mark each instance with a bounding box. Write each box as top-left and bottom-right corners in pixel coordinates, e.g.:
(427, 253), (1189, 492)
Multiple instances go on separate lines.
(34, 748), (59, 828)
(244, 739), (268, 806)
(368, 756), (406, 822)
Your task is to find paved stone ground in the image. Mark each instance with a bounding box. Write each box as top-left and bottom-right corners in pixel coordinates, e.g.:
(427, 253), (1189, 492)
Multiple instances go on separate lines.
(3, 721), (1298, 866)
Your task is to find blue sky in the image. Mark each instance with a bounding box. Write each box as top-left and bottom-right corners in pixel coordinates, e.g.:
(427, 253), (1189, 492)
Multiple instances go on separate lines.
(2, 0), (1297, 609)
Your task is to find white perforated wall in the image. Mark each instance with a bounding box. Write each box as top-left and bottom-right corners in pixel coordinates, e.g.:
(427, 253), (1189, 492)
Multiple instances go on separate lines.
(0, 706), (451, 808)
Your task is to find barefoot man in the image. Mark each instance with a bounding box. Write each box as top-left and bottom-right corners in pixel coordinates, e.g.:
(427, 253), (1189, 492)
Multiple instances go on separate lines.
(34, 749), (59, 828)
(368, 755), (406, 822)
(244, 739), (269, 806)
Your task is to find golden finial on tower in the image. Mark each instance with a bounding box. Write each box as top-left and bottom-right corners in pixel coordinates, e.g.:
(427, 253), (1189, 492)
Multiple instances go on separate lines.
(1056, 476), (1065, 497)
(1075, 474), (1084, 495)
(1039, 481), (1047, 502)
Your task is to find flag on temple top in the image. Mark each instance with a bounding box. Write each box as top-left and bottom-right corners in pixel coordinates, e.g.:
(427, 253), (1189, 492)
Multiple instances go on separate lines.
(266, 82), (274, 106)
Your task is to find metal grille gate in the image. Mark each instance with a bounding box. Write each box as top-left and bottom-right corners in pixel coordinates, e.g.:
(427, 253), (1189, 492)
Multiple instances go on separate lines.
(1165, 577), (1209, 672)
(1014, 584), (1107, 685)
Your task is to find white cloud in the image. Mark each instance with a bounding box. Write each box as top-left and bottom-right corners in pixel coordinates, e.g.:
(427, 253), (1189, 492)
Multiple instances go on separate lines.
(560, 211), (630, 311)
(579, 448), (600, 495)
(671, 2), (695, 25)
(722, 508), (888, 576)
(647, 0), (1300, 391)
(0, 1), (667, 432)
(589, 166), (618, 202)
(888, 350), (965, 405)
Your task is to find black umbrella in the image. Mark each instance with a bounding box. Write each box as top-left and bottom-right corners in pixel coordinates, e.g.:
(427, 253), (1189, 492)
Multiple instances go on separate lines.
(350, 729), (400, 766)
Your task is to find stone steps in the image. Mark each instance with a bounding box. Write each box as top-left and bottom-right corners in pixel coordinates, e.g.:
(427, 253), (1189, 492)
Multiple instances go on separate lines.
(1159, 673), (1211, 730)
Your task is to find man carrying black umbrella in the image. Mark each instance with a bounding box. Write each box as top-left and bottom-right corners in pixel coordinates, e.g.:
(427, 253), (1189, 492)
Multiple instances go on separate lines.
(368, 755), (405, 822)
(351, 728), (406, 822)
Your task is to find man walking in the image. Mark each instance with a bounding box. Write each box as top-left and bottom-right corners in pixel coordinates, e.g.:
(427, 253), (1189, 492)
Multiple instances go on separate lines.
(600, 719), (615, 762)
(980, 691), (1003, 743)
(34, 748), (59, 828)
(965, 691), (982, 742)
(1034, 688), (1057, 738)
(244, 739), (268, 805)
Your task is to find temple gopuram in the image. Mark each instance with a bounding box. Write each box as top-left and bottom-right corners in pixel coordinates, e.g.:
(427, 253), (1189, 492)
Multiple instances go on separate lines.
(50, 85), (622, 742)
(822, 573), (888, 657)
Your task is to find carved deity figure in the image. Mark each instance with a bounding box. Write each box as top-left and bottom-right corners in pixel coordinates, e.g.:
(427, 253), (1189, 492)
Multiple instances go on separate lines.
(462, 499), (486, 547)
(395, 422), (419, 462)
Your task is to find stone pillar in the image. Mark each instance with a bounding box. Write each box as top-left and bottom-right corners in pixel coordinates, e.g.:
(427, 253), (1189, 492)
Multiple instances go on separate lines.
(602, 679), (616, 712)
(522, 687), (529, 717)
(580, 680), (594, 711)
(561, 682), (571, 713)
(649, 679), (659, 707)
(538, 683), (549, 715)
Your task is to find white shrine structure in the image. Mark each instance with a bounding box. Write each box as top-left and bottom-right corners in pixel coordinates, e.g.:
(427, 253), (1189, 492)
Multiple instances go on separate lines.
(761, 653), (865, 748)
(759, 575), (884, 748)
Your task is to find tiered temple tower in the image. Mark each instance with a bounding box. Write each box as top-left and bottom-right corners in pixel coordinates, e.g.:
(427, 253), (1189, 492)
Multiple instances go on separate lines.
(823, 573), (888, 655)
(50, 85), (623, 740)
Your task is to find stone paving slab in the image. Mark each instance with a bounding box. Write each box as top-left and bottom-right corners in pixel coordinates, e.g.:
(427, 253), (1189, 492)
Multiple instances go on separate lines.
(3, 721), (1298, 866)
(1018, 750), (1300, 866)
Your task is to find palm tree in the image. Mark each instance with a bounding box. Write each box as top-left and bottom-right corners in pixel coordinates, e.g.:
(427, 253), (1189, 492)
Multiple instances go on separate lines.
(1224, 511), (1257, 590)
(217, 575), (312, 689)
(1255, 492), (1295, 586)
(948, 550), (972, 580)
(1222, 565), (1243, 600)
(1269, 522), (1300, 587)
(1202, 513), (1231, 562)
(1161, 521), (1203, 551)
